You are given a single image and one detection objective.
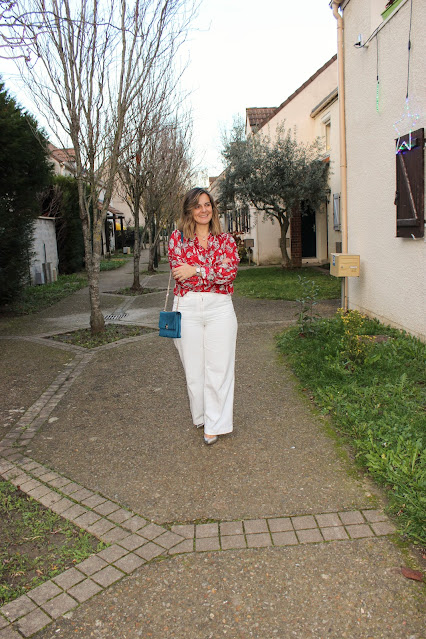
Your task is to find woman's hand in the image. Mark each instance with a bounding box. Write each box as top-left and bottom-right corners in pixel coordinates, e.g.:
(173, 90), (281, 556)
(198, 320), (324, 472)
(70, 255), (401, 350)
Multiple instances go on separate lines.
(172, 263), (196, 282)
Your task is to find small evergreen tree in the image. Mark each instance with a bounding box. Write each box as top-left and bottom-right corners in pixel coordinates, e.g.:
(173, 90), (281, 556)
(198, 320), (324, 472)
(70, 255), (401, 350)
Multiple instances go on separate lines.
(220, 120), (329, 267)
(0, 80), (52, 304)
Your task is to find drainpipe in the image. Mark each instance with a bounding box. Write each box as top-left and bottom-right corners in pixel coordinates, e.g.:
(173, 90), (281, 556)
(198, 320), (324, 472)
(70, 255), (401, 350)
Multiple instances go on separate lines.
(331, 0), (349, 311)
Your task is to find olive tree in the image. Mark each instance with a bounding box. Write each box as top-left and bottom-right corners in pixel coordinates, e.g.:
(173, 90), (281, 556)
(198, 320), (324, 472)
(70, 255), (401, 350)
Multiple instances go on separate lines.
(220, 120), (329, 267)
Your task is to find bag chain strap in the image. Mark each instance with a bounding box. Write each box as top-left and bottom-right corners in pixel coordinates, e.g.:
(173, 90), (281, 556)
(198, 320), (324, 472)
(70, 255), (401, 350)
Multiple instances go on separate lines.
(164, 231), (183, 312)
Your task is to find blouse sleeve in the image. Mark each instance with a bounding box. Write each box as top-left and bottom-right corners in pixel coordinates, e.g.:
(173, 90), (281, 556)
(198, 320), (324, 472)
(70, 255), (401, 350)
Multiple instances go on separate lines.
(168, 230), (183, 268)
(168, 230), (199, 293)
(202, 235), (240, 285)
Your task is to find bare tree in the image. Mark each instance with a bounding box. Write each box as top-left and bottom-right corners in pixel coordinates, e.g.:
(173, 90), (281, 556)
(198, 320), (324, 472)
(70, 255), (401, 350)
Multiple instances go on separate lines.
(0, 1), (38, 60)
(140, 114), (193, 272)
(116, 65), (185, 291)
(2, 0), (196, 332)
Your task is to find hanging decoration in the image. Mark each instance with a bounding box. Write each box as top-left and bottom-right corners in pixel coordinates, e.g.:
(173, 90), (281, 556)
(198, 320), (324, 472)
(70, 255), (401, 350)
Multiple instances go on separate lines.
(394, 98), (420, 153)
(393, 0), (419, 154)
(375, 33), (380, 112)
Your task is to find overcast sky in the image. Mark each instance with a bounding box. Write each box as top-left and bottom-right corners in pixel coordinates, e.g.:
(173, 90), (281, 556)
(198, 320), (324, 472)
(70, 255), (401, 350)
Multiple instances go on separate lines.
(183, 0), (338, 180)
(1, 0), (338, 181)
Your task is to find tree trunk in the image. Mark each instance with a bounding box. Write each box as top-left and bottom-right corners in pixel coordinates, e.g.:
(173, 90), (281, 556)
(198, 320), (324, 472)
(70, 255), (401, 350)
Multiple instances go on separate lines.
(88, 224), (105, 334)
(279, 217), (291, 268)
(290, 205), (302, 268)
(131, 226), (142, 291)
(156, 233), (161, 262)
(78, 182), (105, 334)
(148, 224), (155, 272)
(131, 191), (143, 292)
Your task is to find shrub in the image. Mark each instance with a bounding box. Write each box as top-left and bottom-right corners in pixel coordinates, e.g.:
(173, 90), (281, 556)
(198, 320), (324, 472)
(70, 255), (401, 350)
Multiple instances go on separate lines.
(0, 81), (52, 304)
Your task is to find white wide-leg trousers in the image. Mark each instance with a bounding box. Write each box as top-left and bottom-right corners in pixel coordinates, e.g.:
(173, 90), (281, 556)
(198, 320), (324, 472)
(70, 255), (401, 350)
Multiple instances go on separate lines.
(173, 292), (238, 436)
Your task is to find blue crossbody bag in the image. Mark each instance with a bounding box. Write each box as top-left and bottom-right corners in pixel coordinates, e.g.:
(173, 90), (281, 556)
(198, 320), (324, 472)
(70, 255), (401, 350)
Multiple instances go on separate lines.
(158, 232), (183, 338)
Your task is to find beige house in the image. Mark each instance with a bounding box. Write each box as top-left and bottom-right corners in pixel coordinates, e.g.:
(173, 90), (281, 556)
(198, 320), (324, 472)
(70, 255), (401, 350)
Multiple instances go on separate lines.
(212, 55), (342, 267)
(29, 144), (72, 285)
(335, 0), (425, 340)
(48, 144), (76, 177)
(48, 144), (128, 256)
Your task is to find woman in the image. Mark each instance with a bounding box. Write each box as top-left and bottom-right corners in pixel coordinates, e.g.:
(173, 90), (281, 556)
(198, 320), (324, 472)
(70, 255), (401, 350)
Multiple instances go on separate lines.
(168, 187), (239, 445)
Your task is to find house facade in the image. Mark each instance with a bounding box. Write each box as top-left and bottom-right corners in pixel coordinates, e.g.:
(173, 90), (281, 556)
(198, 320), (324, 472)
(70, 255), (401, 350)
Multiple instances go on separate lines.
(47, 144), (129, 258)
(337, 0), (425, 339)
(212, 55), (342, 267)
(48, 144), (76, 177)
(29, 144), (73, 284)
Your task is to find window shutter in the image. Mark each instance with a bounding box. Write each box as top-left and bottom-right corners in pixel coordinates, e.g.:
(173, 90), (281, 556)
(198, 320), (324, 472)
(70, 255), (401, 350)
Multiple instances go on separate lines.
(395, 127), (424, 238)
(333, 193), (341, 231)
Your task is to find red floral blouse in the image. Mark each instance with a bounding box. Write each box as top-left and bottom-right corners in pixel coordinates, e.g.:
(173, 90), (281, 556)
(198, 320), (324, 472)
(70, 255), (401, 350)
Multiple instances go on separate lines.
(168, 229), (240, 297)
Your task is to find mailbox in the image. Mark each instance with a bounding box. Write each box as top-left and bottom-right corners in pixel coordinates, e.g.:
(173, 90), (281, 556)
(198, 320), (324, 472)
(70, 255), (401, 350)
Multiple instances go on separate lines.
(330, 253), (360, 277)
(244, 238), (254, 248)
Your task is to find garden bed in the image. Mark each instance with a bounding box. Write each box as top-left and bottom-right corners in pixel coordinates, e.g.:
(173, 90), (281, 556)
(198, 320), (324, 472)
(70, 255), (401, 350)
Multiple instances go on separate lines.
(276, 311), (426, 546)
(49, 324), (156, 348)
(0, 480), (106, 605)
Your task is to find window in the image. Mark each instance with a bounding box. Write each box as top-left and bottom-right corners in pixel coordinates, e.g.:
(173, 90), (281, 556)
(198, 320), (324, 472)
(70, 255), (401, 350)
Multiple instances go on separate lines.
(325, 122), (331, 151)
(226, 205), (251, 233)
(321, 113), (331, 154)
(395, 128), (424, 238)
(333, 193), (341, 231)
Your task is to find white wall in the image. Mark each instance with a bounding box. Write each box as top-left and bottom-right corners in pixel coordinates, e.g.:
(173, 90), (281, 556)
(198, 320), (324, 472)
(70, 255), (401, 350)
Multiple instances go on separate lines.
(31, 218), (59, 284)
(343, 0), (425, 339)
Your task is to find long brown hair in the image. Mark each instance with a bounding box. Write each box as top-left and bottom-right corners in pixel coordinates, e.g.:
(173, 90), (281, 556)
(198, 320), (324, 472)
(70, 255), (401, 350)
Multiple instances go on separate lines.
(179, 187), (222, 239)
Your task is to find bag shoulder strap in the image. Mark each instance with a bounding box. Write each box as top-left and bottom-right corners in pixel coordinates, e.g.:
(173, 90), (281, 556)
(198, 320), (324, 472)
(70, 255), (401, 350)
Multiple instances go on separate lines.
(164, 231), (184, 311)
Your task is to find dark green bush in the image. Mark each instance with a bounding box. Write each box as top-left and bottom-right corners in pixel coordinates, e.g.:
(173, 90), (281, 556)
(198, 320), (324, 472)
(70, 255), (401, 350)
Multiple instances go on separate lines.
(0, 80), (52, 304)
(46, 176), (85, 274)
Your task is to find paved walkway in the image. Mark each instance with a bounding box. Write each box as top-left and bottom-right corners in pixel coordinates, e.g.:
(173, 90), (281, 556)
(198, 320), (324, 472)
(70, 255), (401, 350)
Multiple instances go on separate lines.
(0, 256), (424, 639)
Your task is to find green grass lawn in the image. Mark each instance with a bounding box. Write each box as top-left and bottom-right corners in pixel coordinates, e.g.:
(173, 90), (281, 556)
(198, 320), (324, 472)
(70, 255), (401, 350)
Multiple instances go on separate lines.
(0, 273), (88, 316)
(0, 480), (106, 605)
(0, 257), (130, 316)
(235, 266), (341, 300)
(99, 256), (129, 271)
(276, 312), (426, 546)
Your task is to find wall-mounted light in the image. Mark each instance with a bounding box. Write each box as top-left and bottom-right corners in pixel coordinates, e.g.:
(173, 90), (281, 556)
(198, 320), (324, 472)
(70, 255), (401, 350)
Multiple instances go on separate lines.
(354, 33), (368, 49)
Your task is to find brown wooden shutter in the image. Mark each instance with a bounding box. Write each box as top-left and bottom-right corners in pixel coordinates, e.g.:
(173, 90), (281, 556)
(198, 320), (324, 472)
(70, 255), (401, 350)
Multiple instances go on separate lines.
(395, 127), (424, 238)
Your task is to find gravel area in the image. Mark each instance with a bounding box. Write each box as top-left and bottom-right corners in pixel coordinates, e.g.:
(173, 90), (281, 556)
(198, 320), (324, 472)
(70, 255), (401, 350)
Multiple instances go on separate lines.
(0, 340), (72, 437)
(34, 539), (425, 639)
(28, 310), (378, 524)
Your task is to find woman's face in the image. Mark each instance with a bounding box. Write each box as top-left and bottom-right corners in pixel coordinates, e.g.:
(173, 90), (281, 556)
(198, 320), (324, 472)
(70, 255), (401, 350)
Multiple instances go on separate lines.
(192, 193), (213, 228)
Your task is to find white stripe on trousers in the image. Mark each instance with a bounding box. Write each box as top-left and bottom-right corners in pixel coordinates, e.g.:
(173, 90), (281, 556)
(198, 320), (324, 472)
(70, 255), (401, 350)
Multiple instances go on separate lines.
(173, 291), (238, 436)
